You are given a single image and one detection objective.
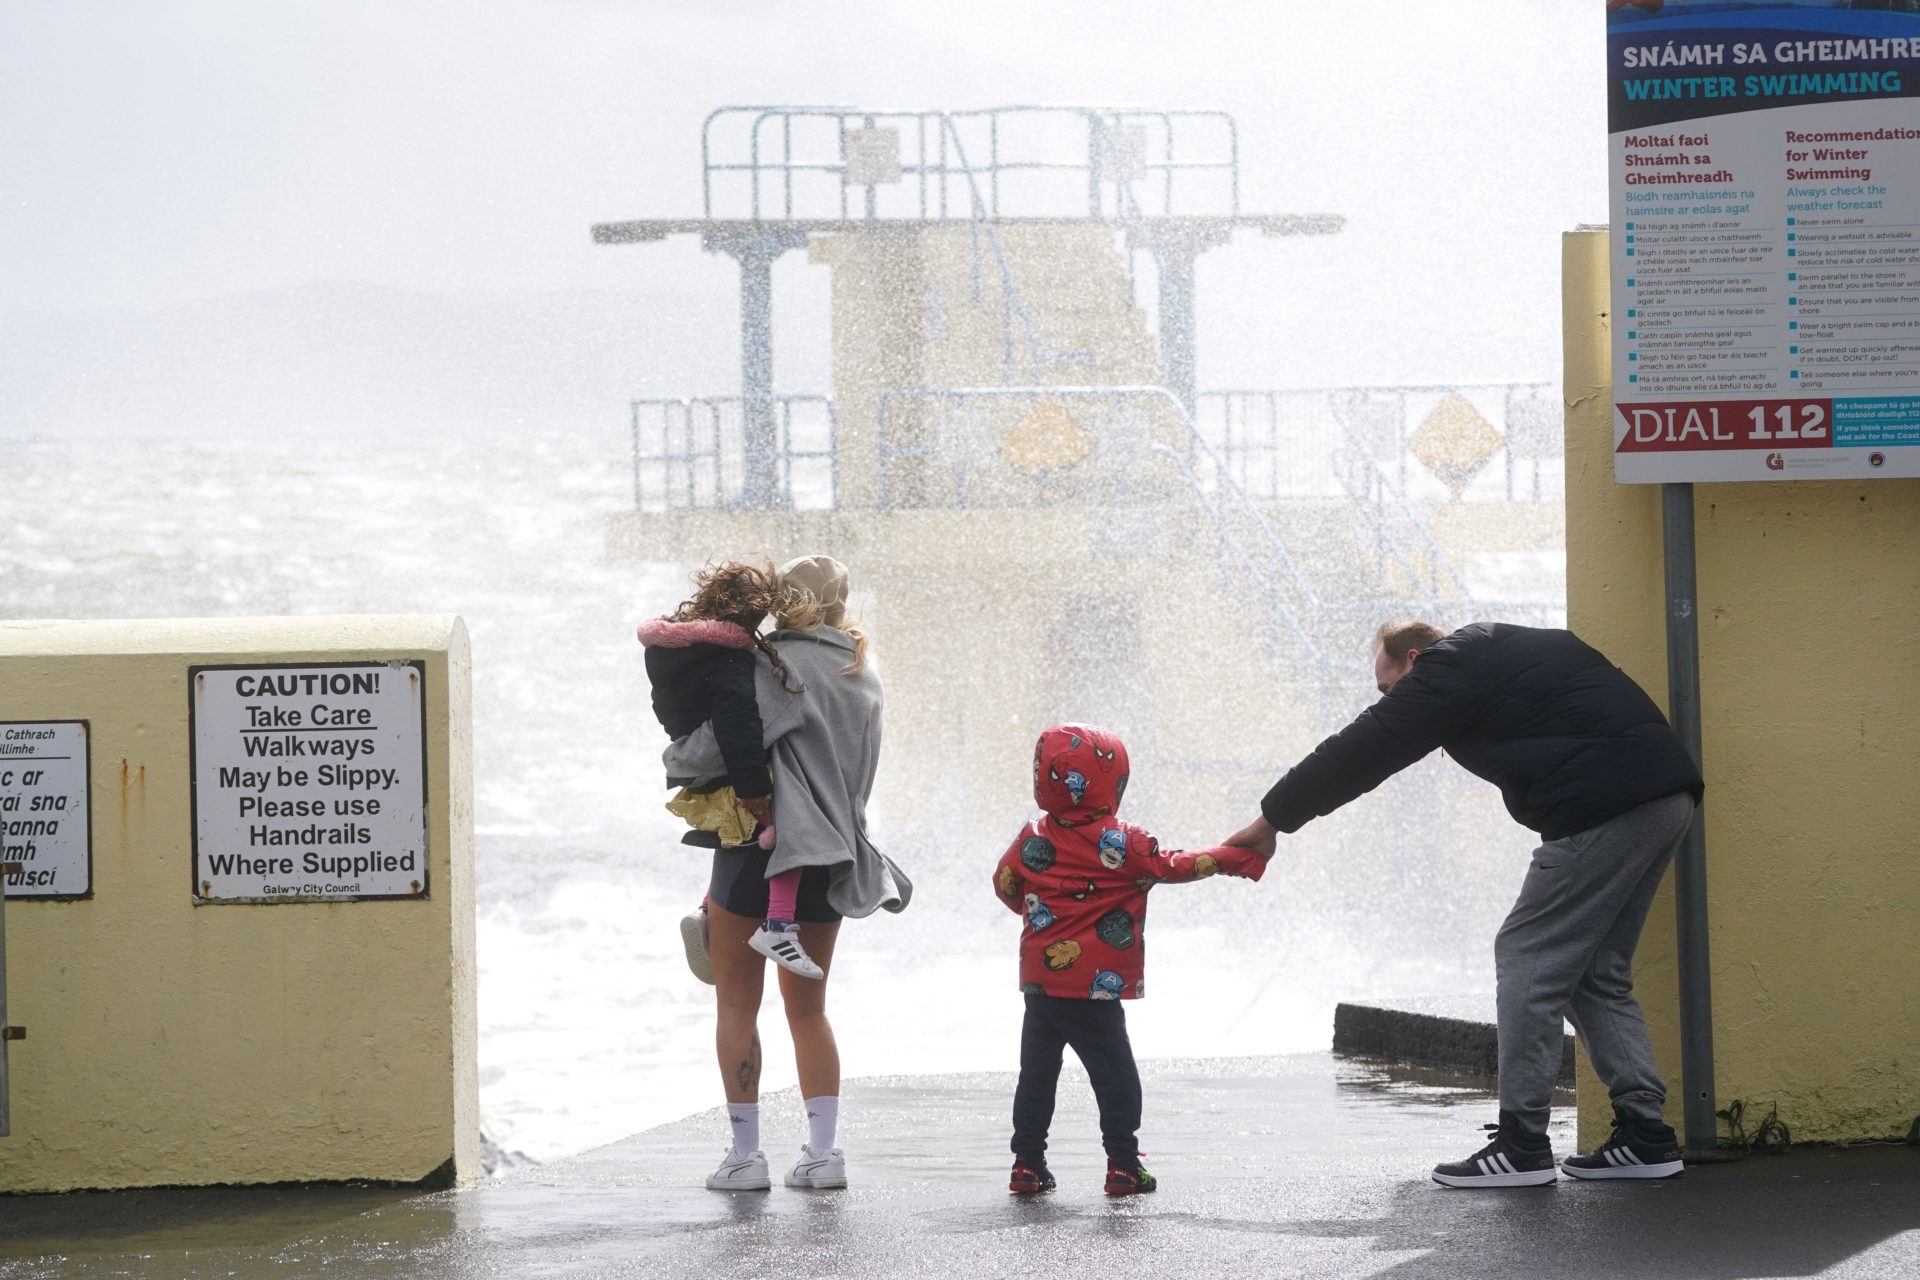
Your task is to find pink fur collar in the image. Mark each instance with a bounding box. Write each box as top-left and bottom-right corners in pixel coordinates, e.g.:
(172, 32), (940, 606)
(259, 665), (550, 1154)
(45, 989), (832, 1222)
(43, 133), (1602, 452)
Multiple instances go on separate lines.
(636, 617), (756, 650)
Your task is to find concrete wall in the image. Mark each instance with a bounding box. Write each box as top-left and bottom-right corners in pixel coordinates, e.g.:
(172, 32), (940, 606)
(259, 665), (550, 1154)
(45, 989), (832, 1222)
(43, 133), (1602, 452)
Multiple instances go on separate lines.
(0, 616), (477, 1192)
(810, 223), (1159, 512)
(1563, 229), (1920, 1148)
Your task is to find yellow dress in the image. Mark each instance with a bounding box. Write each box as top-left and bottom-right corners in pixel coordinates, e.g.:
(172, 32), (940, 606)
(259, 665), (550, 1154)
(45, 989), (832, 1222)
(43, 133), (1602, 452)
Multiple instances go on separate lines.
(665, 783), (761, 847)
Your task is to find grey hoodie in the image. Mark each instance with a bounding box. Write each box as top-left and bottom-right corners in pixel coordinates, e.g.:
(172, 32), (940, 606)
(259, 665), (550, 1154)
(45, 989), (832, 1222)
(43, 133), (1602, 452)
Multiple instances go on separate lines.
(663, 625), (911, 919)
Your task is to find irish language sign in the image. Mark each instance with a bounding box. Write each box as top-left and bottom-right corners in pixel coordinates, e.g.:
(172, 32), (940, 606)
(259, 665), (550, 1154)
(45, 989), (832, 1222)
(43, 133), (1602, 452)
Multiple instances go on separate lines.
(190, 662), (429, 902)
(0, 721), (91, 898)
(1608, 1), (1920, 482)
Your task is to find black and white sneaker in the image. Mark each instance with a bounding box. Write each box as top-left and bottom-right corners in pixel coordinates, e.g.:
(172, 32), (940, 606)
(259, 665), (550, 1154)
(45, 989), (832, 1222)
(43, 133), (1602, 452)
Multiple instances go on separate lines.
(1560, 1118), (1685, 1180)
(1432, 1121), (1558, 1188)
(748, 923), (823, 979)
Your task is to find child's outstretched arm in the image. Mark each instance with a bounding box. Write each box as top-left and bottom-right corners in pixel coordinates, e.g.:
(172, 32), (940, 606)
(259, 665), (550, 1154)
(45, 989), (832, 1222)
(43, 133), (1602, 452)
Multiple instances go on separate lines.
(1136, 838), (1268, 886)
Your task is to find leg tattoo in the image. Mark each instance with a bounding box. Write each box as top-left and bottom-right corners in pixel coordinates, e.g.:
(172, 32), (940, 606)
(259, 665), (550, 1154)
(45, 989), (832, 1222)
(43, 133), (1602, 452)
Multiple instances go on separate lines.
(735, 1030), (762, 1098)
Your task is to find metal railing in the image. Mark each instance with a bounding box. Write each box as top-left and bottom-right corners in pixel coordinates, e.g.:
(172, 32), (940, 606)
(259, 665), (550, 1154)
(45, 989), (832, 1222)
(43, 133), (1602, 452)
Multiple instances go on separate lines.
(1331, 416), (1474, 607)
(699, 106), (1253, 391)
(701, 106), (1239, 384)
(701, 105), (1241, 224)
(631, 396), (837, 513)
(929, 114), (1048, 380)
(1149, 441), (1334, 670)
(1197, 384), (1564, 610)
(1087, 111), (1169, 307)
(1196, 383), (1561, 503)
(630, 382), (1563, 655)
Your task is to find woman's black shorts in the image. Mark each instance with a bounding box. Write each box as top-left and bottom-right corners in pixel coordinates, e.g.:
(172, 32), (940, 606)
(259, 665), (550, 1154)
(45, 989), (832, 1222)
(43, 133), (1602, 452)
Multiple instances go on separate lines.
(708, 847), (841, 923)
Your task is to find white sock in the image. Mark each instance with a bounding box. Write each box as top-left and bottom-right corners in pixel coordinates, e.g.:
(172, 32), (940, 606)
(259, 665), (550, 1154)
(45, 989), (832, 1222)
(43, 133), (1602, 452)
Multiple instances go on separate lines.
(727, 1103), (760, 1155)
(805, 1096), (839, 1154)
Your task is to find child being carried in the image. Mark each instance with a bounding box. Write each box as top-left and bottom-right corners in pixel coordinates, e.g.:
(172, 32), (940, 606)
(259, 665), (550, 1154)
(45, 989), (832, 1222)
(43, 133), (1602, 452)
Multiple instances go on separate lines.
(639, 560), (822, 981)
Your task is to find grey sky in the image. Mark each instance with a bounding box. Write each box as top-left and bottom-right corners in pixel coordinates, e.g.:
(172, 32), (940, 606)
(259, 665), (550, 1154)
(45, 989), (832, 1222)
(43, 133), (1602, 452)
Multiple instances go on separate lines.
(1, 1), (1604, 424)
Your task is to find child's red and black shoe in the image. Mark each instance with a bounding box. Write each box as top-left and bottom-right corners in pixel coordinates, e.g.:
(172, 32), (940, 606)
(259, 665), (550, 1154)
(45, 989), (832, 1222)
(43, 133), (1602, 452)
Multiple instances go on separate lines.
(1104, 1157), (1158, 1196)
(1009, 1159), (1056, 1194)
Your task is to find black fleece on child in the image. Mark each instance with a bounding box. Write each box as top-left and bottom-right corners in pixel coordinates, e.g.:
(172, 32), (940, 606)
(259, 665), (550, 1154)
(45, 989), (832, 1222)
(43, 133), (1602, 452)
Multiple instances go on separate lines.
(638, 618), (772, 848)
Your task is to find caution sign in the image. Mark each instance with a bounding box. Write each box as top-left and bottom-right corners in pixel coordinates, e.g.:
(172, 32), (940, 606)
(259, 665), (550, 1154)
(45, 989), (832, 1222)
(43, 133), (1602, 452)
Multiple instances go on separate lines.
(0, 721), (91, 899)
(190, 662), (429, 903)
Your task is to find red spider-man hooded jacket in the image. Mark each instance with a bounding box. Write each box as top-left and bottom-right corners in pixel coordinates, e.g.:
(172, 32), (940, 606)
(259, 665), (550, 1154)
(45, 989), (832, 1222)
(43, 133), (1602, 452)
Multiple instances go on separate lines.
(992, 724), (1267, 1001)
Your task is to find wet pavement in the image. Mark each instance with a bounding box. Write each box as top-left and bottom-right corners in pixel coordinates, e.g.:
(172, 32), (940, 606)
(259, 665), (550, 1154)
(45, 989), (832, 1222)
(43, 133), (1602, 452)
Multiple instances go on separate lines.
(3, 1052), (1917, 1279)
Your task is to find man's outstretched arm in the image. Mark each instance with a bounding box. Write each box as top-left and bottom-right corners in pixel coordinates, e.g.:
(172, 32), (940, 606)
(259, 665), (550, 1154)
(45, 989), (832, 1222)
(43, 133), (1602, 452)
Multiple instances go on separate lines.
(1253, 651), (1466, 836)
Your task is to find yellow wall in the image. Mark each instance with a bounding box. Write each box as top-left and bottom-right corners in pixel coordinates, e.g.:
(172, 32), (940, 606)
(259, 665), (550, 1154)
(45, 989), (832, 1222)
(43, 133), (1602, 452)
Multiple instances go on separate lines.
(1563, 229), (1920, 1147)
(0, 616), (477, 1191)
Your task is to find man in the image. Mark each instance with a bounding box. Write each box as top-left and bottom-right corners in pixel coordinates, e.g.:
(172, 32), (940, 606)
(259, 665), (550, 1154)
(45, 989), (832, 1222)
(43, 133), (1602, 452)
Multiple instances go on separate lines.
(1226, 620), (1703, 1187)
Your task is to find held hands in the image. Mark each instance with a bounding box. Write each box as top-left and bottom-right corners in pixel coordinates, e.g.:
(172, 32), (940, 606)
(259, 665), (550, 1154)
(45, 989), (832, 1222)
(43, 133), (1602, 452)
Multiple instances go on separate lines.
(1224, 846), (1268, 884)
(1185, 842), (1270, 884)
(1222, 815), (1279, 863)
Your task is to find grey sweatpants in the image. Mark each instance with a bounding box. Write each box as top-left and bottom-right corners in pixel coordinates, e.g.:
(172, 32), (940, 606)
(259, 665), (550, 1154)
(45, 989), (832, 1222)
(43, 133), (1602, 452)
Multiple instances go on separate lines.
(1495, 791), (1697, 1135)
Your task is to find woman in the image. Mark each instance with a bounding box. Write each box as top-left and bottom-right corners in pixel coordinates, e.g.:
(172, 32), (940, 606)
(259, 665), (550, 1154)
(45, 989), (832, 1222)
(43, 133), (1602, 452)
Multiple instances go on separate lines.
(662, 554), (911, 1192)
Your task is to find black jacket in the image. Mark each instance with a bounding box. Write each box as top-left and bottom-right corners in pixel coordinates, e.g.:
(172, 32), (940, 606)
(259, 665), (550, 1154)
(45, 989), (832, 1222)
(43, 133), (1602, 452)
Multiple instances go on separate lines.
(640, 625), (773, 802)
(1262, 623), (1703, 841)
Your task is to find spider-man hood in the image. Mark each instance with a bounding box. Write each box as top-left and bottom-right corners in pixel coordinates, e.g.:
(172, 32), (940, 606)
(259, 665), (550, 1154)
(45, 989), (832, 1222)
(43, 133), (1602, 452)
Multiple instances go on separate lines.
(1032, 723), (1130, 825)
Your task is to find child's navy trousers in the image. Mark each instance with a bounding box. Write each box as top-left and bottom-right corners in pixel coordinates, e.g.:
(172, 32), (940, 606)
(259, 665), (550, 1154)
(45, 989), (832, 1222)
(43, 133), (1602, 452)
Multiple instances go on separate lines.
(1011, 992), (1142, 1165)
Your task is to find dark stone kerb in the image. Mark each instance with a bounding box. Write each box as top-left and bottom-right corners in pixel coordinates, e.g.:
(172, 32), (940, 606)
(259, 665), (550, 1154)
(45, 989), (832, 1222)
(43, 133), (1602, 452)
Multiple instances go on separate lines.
(1333, 1002), (1575, 1087)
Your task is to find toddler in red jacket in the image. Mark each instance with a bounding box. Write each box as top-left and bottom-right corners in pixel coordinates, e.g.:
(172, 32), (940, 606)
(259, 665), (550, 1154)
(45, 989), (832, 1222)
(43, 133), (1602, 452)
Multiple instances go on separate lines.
(992, 723), (1268, 1196)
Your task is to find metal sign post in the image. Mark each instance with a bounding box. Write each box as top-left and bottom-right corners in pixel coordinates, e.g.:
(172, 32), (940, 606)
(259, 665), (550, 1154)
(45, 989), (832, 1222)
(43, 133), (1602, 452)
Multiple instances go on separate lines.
(1661, 484), (1717, 1153)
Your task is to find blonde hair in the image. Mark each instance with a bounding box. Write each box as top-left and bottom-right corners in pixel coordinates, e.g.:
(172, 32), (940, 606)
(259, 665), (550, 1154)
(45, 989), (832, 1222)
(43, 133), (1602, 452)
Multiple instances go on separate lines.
(774, 587), (870, 676)
(1374, 619), (1445, 662)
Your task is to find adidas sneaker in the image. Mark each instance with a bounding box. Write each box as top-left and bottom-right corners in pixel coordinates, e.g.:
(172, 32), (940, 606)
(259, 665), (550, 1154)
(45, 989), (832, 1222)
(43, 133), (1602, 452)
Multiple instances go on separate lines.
(1561, 1117), (1685, 1180)
(749, 922), (824, 979)
(1431, 1118), (1558, 1188)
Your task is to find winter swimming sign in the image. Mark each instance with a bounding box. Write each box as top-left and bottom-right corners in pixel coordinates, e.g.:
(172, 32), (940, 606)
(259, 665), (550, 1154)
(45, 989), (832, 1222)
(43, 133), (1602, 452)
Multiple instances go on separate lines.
(190, 661), (429, 903)
(1607, 0), (1920, 483)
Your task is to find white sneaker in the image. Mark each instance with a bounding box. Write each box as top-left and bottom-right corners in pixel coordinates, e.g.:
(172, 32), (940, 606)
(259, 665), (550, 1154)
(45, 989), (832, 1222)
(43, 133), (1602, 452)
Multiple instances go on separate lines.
(749, 923), (824, 979)
(784, 1144), (847, 1189)
(680, 908), (714, 985)
(705, 1146), (770, 1191)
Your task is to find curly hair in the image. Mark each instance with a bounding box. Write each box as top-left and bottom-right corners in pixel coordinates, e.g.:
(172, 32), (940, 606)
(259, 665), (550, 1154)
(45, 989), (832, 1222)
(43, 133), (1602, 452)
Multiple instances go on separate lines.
(671, 560), (802, 693)
(672, 561), (777, 629)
